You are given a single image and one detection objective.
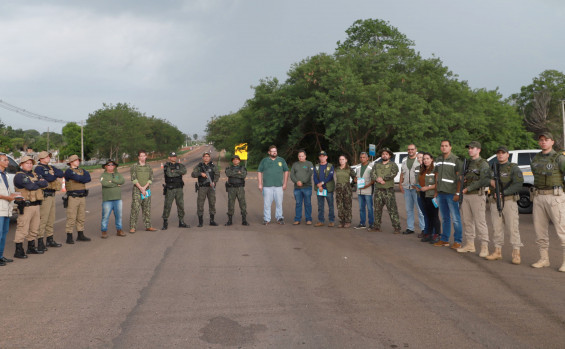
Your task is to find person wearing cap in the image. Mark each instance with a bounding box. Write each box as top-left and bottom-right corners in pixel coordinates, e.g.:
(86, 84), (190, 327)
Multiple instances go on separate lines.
(433, 140), (464, 248)
(13, 155), (49, 258)
(0, 153), (18, 266)
(100, 160), (126, 238)
(225, 154), (248, 226)
(257, 145), (289, 225)
(457, 141), (491, 256)
(290, 150), (314, 225)
(129, 150), (158, 233)
(191, 151), (220, 227)
(64, 154), (92, 243)
(368, 148), (401, 234)
(484, 146), (523, 264)
(313, 150), (335, 227)
(34, 151), (64, 249)
(399, 144), (426, 235)
(162, 152), (188, 230)
(530, 132), (565, 272)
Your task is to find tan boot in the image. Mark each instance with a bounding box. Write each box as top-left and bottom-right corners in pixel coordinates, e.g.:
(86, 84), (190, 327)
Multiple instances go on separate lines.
(485, 247), (502, 261)
(101, 231), (108, 239)
(479, 242), (489, 258)
(560, 251), (565, 272)
(457, 242), (476, 253)
(531, 250), (550, 268)
(511, 249), (521, 265)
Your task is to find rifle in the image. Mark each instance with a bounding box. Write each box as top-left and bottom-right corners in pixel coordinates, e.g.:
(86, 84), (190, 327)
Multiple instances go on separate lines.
(458, 158), (468, 208)
(492, 163), (504, 216)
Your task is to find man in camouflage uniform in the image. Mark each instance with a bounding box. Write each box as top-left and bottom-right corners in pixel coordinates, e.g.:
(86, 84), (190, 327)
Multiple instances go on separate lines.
(369, 148), (401, 234)
(64, 154), (92, 244)
(457, 141), (491, 257)
(225, 155), (248, 226)
(485, 146), (524, 264)
(129, 150), (158, 233)
(530, 132), (565, 272)
(161, 152), (189, 230)
(192, 151), (220, 227)
(35, 151), (64, 249)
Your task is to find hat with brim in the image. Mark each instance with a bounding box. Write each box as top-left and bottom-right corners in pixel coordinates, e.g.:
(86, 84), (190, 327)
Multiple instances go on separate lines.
(67, 155), (81, 164)
(19, 155), (36, 165)
(538, 132), (554, 140)
(466, 141), (481, 149)
(102, 159), (119, 168)
(379, 148), (394, 157)
(232, 155), (241, 161)
(496, 146), (509, 153)
(169, 152), (177, 157)
(202, 151), (211, 157)
(38, 151), (52, 160)
(319, 151), (328, 157)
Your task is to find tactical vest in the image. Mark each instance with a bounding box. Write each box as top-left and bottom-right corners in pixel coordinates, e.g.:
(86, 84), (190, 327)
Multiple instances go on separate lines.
(39, 164), (63, 191)
(16, 171), (44, 202)
(464, 158), (487, 188)
(227, 166), (245, 186)
(66, 168), (87, 191)
(198, 163), (215, 185)
(498, 162), (516, 188)
(314, 163), (335, 192)
(164, 163), (184, 188)
(532, 152), (564, 189)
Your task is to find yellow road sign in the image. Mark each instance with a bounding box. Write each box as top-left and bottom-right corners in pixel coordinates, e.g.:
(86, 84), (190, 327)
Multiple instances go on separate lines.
(235, 143), (248, 160)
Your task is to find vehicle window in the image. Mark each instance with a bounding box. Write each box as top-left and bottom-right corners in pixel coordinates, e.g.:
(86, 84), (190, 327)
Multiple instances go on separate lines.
(7, 157), (19, 174)
(398, 154), (408, 163)
(517, 153), (535, 166)
(488, 157), (497, 167)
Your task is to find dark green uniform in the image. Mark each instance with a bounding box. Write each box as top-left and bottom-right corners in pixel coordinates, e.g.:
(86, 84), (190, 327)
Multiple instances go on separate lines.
(162, 161), (187, 220)
(370, 161), (401, 232)
(335, 167), (355, 225)
(225, 164), (247, 217)
(191, 161), (220, 217)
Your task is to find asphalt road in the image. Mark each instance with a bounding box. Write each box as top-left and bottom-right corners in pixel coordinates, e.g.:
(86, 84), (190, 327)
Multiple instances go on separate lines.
(1, 147), (565, 348)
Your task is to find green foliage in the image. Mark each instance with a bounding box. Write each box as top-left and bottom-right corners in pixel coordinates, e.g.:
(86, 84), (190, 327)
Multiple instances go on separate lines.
(60, 122), (87, 159)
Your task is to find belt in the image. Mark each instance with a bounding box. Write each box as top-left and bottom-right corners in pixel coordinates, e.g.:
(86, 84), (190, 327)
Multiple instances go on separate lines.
(534, 188), (560, 195)
(43, 191), (56, 197)
(25, 201), (42, 206)
(376, 187), (394, 191)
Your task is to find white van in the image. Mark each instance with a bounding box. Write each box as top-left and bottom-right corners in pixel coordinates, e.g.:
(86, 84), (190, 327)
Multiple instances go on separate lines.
(352, 152), (408, 184)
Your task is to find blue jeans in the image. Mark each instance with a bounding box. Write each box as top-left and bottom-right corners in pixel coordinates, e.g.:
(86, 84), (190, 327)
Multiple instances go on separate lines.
(358, 194), (374, 226)
(263, 186), (284, 222)
(437, 193), (462, 243)
(101, 200), (123, 232)
(317, 192), (335, 223)
(404, 188), (425, 231)
(294, 187), (312, 222)
(0, 216), (9, 258)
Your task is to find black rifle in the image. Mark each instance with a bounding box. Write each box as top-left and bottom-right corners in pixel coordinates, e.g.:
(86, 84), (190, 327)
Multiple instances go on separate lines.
(492, 163), (504, 216)
(458, 158), (468, 208)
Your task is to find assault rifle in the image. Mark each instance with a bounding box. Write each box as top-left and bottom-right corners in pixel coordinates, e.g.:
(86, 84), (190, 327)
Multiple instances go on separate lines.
(458, 158), (468, 208)
(492, 162), (504, 216)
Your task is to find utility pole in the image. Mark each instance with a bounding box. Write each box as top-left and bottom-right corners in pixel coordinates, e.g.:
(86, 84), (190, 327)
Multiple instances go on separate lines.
(81, 121), (84, 161)
(47, 127), (50, 152)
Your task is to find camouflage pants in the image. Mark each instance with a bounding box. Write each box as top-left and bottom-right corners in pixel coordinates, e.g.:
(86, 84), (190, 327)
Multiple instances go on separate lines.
(335, 183), (352, 223)
(162, 187), (185, 220)
(197, 186), (216, 216)
(227, 187), (246, 216)
(373, 188), (401, 231)
(130, 187), (152, 229)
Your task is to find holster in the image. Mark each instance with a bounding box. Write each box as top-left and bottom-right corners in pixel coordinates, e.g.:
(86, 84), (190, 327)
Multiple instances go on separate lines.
(162, 184), (167, 196)
(62, 195), (69, 208)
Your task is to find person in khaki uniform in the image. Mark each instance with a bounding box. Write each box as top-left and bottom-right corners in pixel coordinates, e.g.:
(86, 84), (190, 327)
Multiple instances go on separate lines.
(34, 151), (64, 250)
(13, 156), (48, 258)
(457, 141), (491, 257)
(368, 148), (401, 234)
(530, 132), (565, 272)
(64, 155), (91, 244)
(485, 146), (523, 264)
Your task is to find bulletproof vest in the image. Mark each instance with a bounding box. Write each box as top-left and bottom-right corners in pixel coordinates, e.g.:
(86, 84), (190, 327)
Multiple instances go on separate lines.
(164, 163), (184, 187)
(464, 158), (487, 187)
(532, 152), (564, 188)
(227, 166), (245, 185)
(39, 163), (62, 191)
(198, 162), (215, 185)
(16, 171), (44, 202)
(66, 168), (87, 191)
(498, 162), (515, 187)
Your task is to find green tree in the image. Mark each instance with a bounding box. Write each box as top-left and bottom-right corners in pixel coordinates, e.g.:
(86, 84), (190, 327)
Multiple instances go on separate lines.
(60, 122), (86, 159)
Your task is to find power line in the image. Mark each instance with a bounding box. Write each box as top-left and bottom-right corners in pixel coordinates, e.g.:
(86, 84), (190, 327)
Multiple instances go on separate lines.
(0, 99), (83, 124)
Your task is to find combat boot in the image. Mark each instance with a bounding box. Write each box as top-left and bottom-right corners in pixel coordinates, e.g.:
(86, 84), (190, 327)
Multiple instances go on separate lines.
(532, 249), (550, 268)
(225, 215), (233, 226)
(560, 250), (565, 272)
(162, 219), (168, 230)
(485, 247), (502, 261)
(512, 249), (521, 265)
(210, 215), (218, 226)
(197, 216), (204, 227)
(479, 242), (490, 258)
(457, 242), (476, 253)
(117, 229), (126, 237)
(66, 233), (74, 244)
(179, 219), (189, 228)
(27, 240), (43, 254)
(101, 231), (108, 239)
(46, 236), (62, 247)
(14, 243), (28, 259)
(37, 238), (48, 252)
(76, 231), (91, 242)
(242, 215), (249, 226)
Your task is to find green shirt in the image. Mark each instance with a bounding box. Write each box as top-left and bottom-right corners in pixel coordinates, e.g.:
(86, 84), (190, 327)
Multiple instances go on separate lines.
(290, 161), (313, 188)
(131, 162), (153, 187)
(371, 161), (399, 189)
(101, 171), (125, 201)
(335, 167), (355, 185)
(258, 156), (289, 187)
(406, 158), (415, 171)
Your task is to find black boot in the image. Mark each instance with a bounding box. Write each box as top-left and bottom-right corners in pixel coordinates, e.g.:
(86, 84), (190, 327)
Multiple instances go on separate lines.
(66, 233), (74, 244)
(197, 215), (204, 227)
(14, 243), (28, 259)
(162, 219), (168, 230)
(37, 238), (48, 252)
(27, 240), (43, 254)
(46, 236), (62, 247)
(76, 231), (91, 242)
(210, 215), (218, 226)
(242, 214), (249, 226)
(179, 219), (189, 228)
(225, 215), (233, 226)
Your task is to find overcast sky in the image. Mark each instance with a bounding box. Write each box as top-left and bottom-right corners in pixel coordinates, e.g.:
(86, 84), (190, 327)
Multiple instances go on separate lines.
(1, 0), (564, 136)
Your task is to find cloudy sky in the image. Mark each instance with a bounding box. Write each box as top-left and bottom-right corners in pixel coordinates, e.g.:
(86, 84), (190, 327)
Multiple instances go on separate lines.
(1, 0), (564, 136)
